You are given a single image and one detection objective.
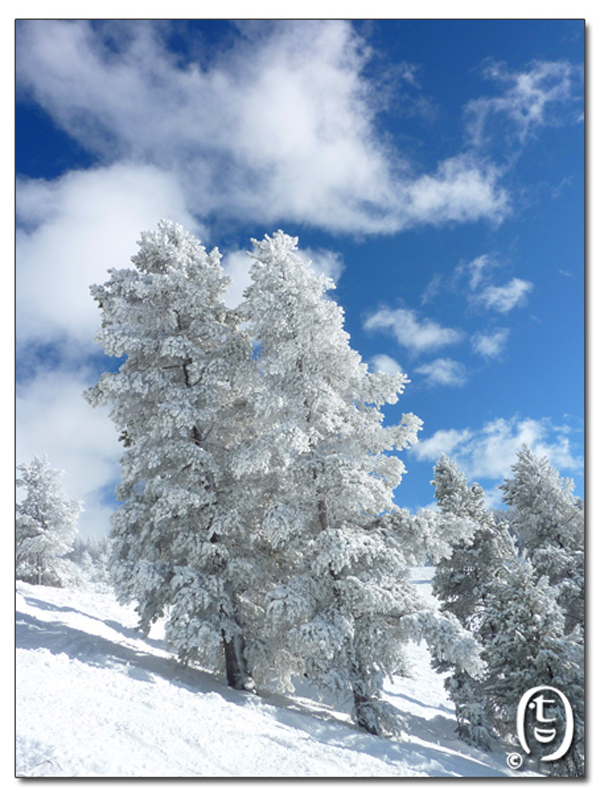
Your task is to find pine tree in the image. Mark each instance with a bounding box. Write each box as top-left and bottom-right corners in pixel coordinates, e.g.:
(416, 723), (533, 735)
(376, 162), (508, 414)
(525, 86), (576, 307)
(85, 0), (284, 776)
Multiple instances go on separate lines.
(430, 451), (584, 773)
(239, 231), (481, 735)
(430, 455), (515, 749)
(484, 554), (584, 776)
(86, 220), (258, 690)
(16, 455), (82, 586)
(496, 445), (585, 774)
(501, 444), (584, 633)
(432, 454), (514, 635)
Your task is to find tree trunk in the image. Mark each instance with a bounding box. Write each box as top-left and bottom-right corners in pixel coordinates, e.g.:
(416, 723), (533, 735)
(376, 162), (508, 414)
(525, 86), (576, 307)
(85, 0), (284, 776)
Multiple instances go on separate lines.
(222, 629), (255, 692)
(352, 686), (379, 735)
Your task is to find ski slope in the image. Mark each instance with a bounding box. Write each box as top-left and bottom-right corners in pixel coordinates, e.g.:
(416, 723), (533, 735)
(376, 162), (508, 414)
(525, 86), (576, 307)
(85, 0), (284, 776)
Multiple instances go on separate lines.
(16, 567), (529, 778)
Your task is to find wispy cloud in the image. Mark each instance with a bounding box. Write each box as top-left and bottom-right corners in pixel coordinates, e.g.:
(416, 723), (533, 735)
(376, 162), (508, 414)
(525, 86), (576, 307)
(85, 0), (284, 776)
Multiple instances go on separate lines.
(455, 253), (498, 291)
(421, 273), (443, 305)
(471, 328), (510, 359)
(414, 358), (467, 387)
(465, 58), (583, 149)
(364, 306), (464, 356)
(453, 253), (534, 315)
(16, 20), (510, 236)
(412, 415), (583, 483)
(473, 277), (533, 313)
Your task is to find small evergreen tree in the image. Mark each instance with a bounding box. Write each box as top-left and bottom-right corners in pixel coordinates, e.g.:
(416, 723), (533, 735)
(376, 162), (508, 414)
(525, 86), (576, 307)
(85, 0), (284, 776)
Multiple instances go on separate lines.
(16, 455), (82, 586)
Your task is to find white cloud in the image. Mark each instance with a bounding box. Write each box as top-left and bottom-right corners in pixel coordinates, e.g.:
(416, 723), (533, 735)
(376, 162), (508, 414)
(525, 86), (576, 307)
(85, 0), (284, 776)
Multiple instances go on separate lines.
(17, 164), (198, 350)
(16, 19), (510, 235)
(414, 358), (468, 387)
(466, 59), (584, 148)
(16, 367), (122, 540)
(474, 277), (533, 313)
(412, 415), (583, 484)
(401, 153), (509, 228)
(221, 250), (253, 310)
(364, 306), (464, 355)
(471, 328), (510, 359)
(370, 354), (404, 375)
(410, 428), (472, 462)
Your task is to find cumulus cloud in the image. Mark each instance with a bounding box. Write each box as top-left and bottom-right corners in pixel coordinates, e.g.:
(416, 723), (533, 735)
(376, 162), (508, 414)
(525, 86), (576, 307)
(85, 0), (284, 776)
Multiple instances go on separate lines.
(370, 354), (404, 374)
(412, 415), (582, 484)
(410, 428), (472, 462)
(221, 250), (254, 310)
(364, 305), (464, 356)
(16, 367), (122, 540)
(471, 328), (510, 359)
(16, 19), (510, 235)
(465, 58), (584, 148)
(400, 153), (509, 228)
(414, 358), (468, 387)
(16, 163), (198, 350)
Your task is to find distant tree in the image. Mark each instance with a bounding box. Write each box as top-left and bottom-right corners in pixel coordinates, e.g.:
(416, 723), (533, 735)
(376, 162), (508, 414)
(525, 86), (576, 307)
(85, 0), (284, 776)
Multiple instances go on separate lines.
(239, 232), (481, 735)
(86, 220), (258, 690)
(16, 455), (82, 586)
(500, 444), (584, 633)
(70, 535), (112, 590)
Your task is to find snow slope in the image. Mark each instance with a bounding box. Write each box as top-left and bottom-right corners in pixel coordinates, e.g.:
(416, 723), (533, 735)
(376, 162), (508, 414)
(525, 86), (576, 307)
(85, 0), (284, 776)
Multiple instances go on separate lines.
(16, 567), (529, 779)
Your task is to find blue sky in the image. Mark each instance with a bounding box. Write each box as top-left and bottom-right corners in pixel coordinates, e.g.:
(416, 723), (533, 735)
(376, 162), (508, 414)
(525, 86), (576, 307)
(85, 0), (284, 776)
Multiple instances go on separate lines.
(15, 18), (585, 539)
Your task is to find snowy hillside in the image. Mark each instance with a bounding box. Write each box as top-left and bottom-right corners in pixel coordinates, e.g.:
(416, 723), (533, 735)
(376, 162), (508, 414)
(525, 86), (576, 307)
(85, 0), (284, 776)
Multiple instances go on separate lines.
(16, 568), (529, 778)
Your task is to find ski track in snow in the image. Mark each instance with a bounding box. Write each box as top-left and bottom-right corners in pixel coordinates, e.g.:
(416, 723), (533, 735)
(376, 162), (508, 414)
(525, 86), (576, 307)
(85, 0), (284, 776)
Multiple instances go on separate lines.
(15, 567), (532, 778)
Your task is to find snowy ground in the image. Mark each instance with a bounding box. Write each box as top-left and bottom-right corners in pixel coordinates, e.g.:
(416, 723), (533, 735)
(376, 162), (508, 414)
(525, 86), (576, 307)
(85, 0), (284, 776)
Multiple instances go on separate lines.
(16, 567), (533, 779)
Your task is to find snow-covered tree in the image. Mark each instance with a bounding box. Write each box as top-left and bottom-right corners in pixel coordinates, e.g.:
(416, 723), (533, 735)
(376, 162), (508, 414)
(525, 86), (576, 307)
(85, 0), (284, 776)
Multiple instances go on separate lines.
(431, 454), (514, 635)
(86, 220), (258, 690)
(428, 455), (515, 749)
(430, 451), (584, 772)
(500, 444), (584, 633)
(238, 231), (481, 735)
(70, 535), (112, 591)
(16, 455), (82, 586)
(484, 553), (584, 776)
